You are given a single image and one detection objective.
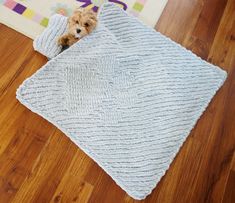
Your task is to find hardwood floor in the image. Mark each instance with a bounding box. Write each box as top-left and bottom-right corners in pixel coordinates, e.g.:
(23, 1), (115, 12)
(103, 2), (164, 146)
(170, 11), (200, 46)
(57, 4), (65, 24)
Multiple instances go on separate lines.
(0, 0), (235, 202)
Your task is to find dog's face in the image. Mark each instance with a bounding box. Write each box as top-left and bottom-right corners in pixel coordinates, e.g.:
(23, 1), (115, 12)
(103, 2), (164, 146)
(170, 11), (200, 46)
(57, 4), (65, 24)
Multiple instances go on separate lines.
(68, 8), (97, 39)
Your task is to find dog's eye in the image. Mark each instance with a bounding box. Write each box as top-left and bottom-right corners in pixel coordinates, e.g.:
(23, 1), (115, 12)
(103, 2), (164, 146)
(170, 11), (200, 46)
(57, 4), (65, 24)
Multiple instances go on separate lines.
(75, 20), (79, 24)
(84, 23), (89, 27)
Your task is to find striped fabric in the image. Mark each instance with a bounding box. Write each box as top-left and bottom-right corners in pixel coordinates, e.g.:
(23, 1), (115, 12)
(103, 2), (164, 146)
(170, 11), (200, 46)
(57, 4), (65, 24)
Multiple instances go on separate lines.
(16, 3), (227, 200)
(33, 14), (68, 58)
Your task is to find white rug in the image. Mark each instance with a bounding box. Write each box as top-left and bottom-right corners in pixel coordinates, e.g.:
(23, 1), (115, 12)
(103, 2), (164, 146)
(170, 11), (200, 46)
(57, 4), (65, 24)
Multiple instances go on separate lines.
(0, 0), (168, 39)
(16, 3), (227, 200)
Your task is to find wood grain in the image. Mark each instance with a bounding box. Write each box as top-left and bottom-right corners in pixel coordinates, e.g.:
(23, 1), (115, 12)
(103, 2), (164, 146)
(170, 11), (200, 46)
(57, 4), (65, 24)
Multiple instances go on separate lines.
(0, 0), (235, 202)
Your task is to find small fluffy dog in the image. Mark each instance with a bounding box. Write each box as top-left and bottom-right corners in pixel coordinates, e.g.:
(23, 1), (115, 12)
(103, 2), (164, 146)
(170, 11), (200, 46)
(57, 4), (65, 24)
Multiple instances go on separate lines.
(58, 8), (97, 47)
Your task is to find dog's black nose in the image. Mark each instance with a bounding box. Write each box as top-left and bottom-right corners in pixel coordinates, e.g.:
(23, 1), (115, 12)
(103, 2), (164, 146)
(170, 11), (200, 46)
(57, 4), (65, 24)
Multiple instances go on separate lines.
(76, 29), (81, 34)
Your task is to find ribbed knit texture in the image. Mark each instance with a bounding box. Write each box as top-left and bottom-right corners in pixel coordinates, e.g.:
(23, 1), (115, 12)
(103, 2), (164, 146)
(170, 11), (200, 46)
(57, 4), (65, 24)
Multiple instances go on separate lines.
(33, 14), (68, 58)
(17, 3), (227, 200)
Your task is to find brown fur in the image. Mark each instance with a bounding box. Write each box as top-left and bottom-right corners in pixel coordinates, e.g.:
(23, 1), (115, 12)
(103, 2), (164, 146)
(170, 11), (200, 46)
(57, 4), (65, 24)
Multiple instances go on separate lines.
(58, 8), (97, 47)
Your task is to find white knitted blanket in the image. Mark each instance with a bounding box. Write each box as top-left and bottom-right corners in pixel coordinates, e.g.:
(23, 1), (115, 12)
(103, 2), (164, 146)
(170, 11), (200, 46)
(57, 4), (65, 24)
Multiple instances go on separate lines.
(16, 3), (227, 200)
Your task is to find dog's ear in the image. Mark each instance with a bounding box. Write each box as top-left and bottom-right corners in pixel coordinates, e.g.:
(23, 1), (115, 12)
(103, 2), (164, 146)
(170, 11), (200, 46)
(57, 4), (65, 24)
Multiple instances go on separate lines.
(67, 16), (72, 24)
